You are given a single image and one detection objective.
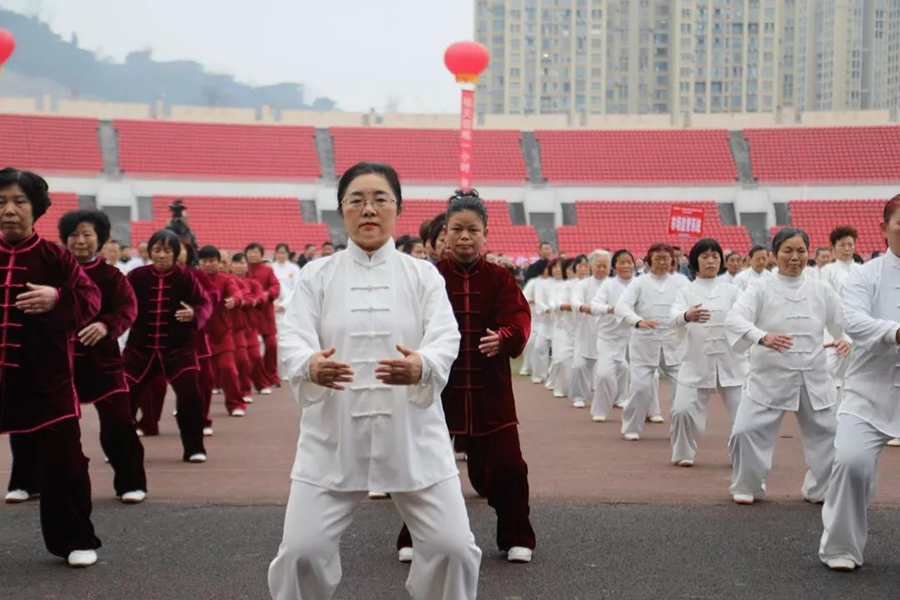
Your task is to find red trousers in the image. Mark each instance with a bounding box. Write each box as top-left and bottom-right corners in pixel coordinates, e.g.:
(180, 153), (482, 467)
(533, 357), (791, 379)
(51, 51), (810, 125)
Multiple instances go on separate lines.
(247, 331), (270, 392)
(397, 425), (536, 551)
(204, 351), (245, 425)
(6, 418), (101, 557)
(262, 332), (279, 387)
(235, 346), (252, 397)
(128, 357), (206, 461)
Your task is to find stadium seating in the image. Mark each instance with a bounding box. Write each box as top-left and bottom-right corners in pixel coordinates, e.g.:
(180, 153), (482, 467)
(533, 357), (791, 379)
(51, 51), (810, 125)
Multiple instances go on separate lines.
(770, 199), (887, 255)
(0, 115), (103, 174)
(129, 196), (330, 252)
(330, 128), (528, 183)
(395, 199), (539, 259)
(33, 192), (80, 241)
(557, 201), (752, 257)
(745, 127), (900, 183)
(115, 120), (321, 179)
(535, 129), (738, 184)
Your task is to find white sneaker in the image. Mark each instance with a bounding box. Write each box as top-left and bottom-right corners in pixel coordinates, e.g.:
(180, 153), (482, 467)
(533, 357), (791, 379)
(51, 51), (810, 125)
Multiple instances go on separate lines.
(732, 493), (755, 505)
(4, 489), (30, 503)
(104, 455), (110, 464)
(121, 490), (147, 504)
(519, 370), (531, 377)
(572, 400), (585, 408)
(202, 427), (214, 437)
(592, 416), (607, 423)
(647, 415), (665, 424)
(243, 396), (254, 404)
(826, 558), (856, 571)
(888, 438), (900, 447)
(188, 453), (207, 463)
(212, 388), (223, 395)
(623, 432), (640, 441)
(230, 408), (246, 417)
(367, 491), (389, 499)
(454, 451), (468, 462)
(676, 459), (694, 468)
(552, 391), (565, 398)
(172, 409), (178, 417)
(507, 546), (533, 563)
(614, 402), (626, 409)
(398, 547), (414, 563)
(67, 550), (97, 568)
(260, 387), (273, 395)
(530, 377), (543, 384)
(135, 428), (144, 437)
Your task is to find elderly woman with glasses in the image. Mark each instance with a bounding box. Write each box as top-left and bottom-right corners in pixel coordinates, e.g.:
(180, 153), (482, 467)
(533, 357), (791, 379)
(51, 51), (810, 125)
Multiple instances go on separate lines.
(268, 162), (481, 600)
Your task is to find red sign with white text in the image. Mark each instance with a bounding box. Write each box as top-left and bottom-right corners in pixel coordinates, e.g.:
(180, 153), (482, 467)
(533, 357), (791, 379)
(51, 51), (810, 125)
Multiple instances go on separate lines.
(667, 205), (705, 238)
(459, 88), (475, 190)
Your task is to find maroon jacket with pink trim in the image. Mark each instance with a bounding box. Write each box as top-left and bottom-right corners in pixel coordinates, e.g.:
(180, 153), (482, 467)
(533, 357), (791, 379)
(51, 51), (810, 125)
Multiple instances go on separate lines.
(123, 264), (212, 384)
(202, 271), (243, 356)
(0, 232), (101, 433)
(437, 256), (531, 437)
(247, 262), (279, 336)
(74, 257), (137, 405)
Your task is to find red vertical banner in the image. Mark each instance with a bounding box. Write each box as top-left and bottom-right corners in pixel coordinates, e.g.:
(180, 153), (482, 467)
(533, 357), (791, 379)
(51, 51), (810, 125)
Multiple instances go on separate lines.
(459, 88), (475, 190)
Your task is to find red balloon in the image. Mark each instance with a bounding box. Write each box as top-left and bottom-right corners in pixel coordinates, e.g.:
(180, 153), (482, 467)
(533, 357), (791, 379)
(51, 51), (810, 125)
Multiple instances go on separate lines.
(444, 41), (490, 83)
(0, 29), (15, 66)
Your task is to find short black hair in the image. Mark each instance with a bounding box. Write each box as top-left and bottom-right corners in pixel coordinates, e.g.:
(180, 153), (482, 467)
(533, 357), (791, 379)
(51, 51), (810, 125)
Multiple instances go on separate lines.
(304, 243), (315, 250)
(198, 244), (221, 260)
(446, 188), (488, 227)
(571, 254), (589, 271)
(275, 243), (290, 254)
(427, 213), (447, 247)
(748, 245), (769, 259)
(829, 225), (859, 247)
(611, 248), (634, 270)
(401, 237), (423, 254)
(322, 241), (334, 248)
(725, 251), (741, 261)
(688, 238), (725, 274)
(337, 162), (402, 215)
(539, 241), (552, 250)
(231, 252), (246, 263)
(772, 228), (810, 255)
(546, 257), (567, 280)
(0, 167), (52, 222)
(245, 242), (264, 255)
(58, 209), (111, 248)
(814, 246), (831, 258)
(418, 219), (432, 241)
(147, 229), (182, 259)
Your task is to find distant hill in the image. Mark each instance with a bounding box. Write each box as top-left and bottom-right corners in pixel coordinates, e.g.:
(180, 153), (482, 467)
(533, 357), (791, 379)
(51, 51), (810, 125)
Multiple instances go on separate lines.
(0, 9), (336, 111)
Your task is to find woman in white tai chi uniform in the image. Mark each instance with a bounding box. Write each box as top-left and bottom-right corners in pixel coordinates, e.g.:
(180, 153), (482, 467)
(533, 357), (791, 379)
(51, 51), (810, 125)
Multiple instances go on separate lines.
(272, 243), (302, 380)
(589, 249), (635, 422)
(733, 245), (773, 292)
(570, 250), (610, 409)
(669, 239), (748, 467)
(818, 197), (900, 571)
(541, 258), (567, 393)
(820, 225), (859, 388)
(519, 275), (539, 377)
(615, 243), (685, 440)
(268, 162), (481, 600)
(725, 228), (850, 506)
(530, 265), (555, 384)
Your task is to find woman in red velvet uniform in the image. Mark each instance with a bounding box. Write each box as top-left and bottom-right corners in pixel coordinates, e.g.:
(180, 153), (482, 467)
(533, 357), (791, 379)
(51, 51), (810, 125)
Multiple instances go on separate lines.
(245, 242), (280, 391)
(198, 245), (247, 418)
(125, 229), (212, 463)
(397, 190), (536, 563)
(0, 168), (102, 567)
(232, 252), (270, 394)
(220, 252), (254, 401)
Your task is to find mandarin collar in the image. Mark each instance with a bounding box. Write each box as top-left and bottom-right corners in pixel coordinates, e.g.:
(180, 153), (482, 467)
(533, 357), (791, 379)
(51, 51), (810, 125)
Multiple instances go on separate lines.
(348, 238), (394, 266)
(451, 255), (482, 275)
(81, 255), (102, 270)
(0, 230), (39, 252)
(886, 249), (900, 268)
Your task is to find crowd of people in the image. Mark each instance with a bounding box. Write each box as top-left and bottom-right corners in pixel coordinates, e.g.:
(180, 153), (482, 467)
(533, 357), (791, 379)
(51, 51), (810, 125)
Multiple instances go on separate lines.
(1, 161), (899, 598)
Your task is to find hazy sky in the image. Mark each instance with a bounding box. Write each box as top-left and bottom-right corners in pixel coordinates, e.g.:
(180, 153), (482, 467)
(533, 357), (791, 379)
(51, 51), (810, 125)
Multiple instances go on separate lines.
(1, 0), (475, 112)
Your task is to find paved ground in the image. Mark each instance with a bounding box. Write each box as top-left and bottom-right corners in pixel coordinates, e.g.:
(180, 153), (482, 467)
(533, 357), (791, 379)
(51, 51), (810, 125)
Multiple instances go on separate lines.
(2, 375), (899, 599)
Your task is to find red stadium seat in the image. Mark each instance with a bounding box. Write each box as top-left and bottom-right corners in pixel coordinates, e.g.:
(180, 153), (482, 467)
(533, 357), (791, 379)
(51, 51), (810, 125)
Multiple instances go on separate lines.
(557, 201), (751, 257)
(130, 196), (329, 252)
(535, 130), (737, 184)
(331, 128), (527, 183)
(0, 115), (102, 174)
(781, 200), (887, 254)
(745, 127), (900, 183)
(34, 192), (81, 241)
(115, 121), (321, 179)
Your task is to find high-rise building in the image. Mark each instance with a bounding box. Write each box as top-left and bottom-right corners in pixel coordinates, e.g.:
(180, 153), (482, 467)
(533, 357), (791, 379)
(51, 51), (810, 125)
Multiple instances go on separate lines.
(475, 0), (900, 117)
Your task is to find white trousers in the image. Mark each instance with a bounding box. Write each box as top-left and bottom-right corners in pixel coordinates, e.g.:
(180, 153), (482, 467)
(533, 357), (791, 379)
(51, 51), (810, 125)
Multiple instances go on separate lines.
(520, 328), (536, 375)
(827, 348), (849, 389)
(819, 414), (892, 567)
(670, 383), (741, 463)
(530, 333), (551, 382)
(548, 335), (574, 396)
(268, 477), (481, 600)
(621, 357), (678, 437)
(569, 355), (595, 405)
(728, 388), (837, 501)
(590, 349), (629, 420)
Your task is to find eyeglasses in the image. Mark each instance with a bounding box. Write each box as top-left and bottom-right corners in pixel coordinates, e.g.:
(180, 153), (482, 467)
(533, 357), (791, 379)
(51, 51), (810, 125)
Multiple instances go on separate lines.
(341, 197), (397, 211)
